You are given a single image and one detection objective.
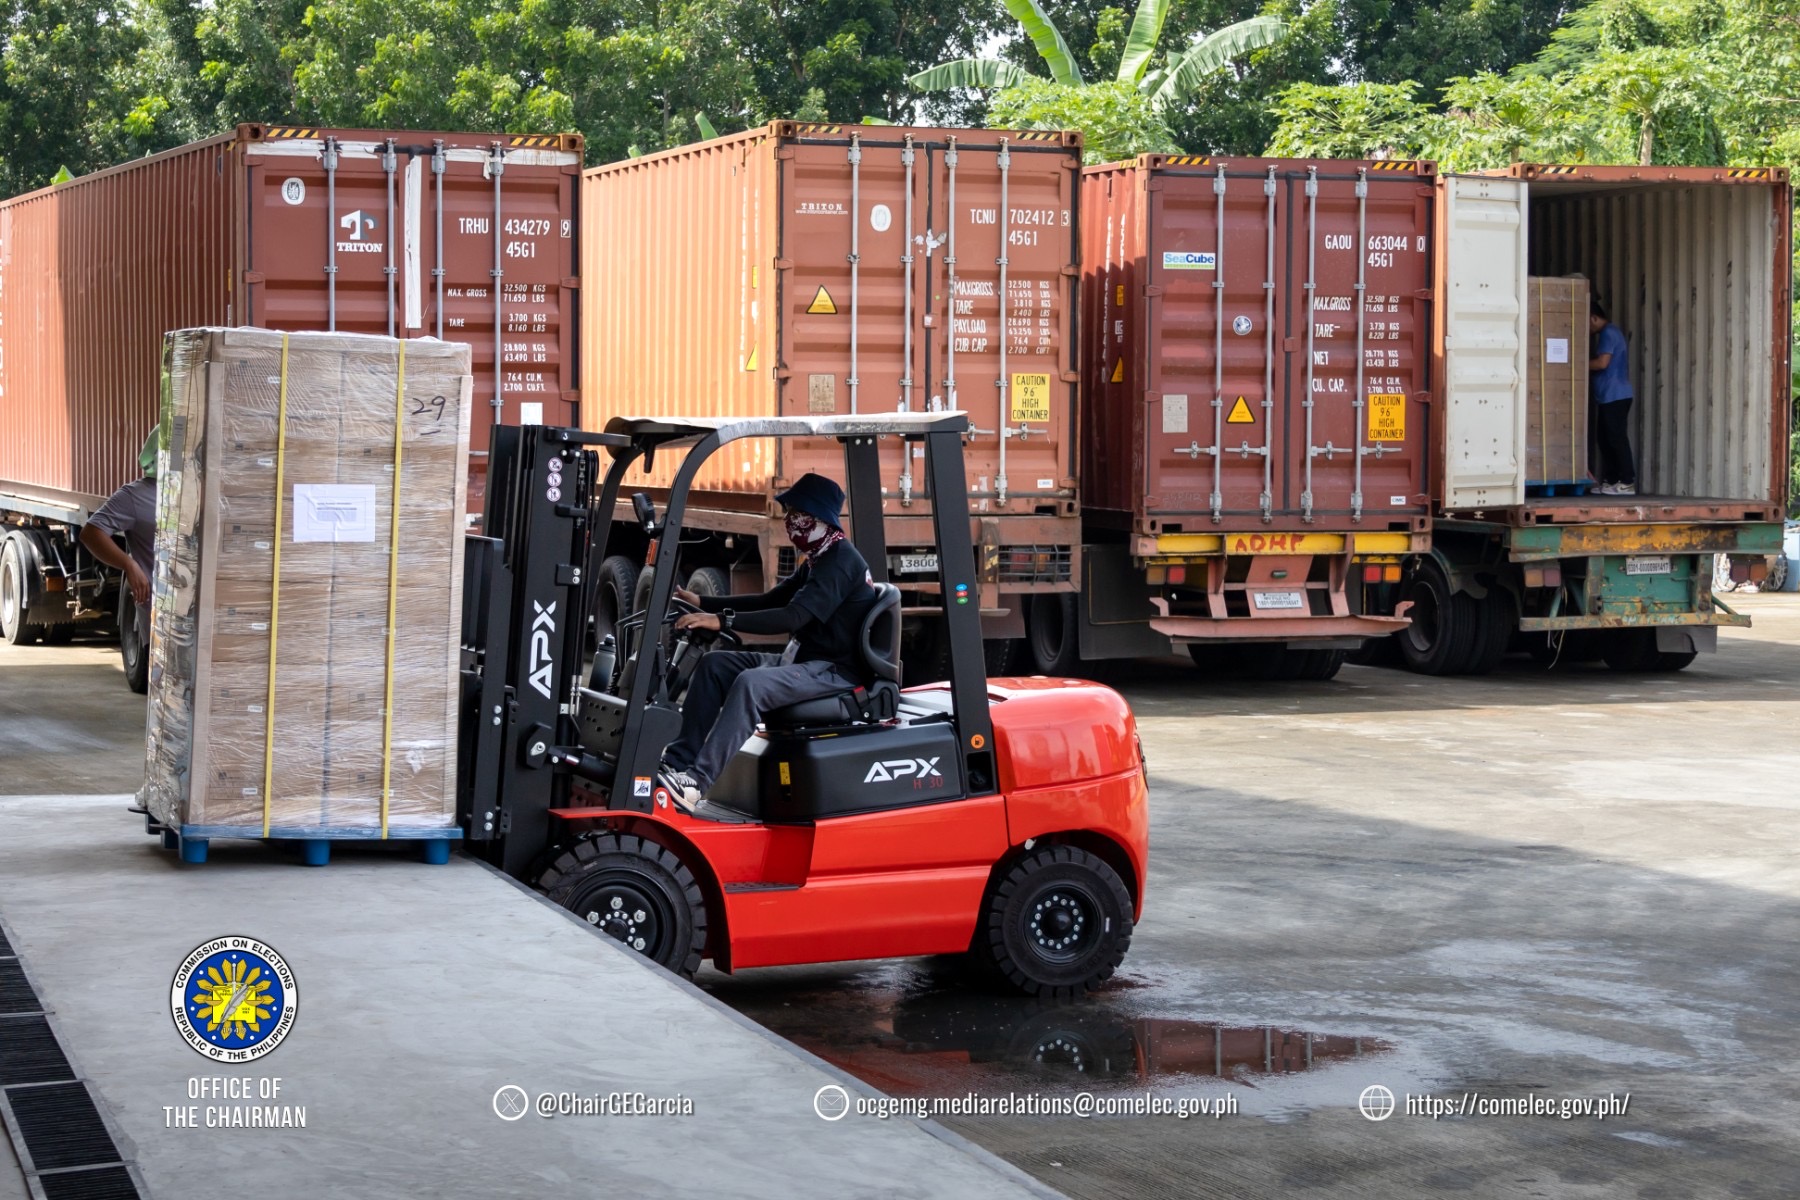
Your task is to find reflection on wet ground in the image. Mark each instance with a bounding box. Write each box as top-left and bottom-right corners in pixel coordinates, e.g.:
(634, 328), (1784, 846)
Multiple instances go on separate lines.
(704, 960), (1387, 1097)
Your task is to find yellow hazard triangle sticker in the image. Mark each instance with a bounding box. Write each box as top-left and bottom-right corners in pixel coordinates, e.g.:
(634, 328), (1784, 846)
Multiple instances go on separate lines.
(806, 286), (837, 315)
(1226, 396), (1255, 424)
(1110, 358), (1124, 383)
(742, 346), (758, 371)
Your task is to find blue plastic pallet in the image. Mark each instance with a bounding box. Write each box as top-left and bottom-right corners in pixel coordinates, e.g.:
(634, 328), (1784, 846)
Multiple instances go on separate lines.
(1526, 479), (1594, 497)
(147, 816), (460, 867)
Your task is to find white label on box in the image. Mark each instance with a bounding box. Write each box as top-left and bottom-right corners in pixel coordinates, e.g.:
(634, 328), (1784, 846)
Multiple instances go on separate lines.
(1162, 394), (1189, 434)
(1545, 337), (1570, 364)
(1037, 478), (1055, 490)
(292, 484), (378, 542)
(519, 401), (544, 425)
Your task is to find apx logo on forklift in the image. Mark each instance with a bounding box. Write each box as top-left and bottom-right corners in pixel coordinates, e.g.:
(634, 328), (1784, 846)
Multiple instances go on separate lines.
(864, 757), (942, 785)
(528, 601), (557, 699)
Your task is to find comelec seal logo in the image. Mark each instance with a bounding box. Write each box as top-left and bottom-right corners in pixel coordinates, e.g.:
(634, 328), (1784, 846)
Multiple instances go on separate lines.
(170, 937), (298, 1061)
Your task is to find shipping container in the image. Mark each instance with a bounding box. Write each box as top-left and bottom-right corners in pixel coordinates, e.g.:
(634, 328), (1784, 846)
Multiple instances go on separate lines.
(1399, 164), (1794, 675)
(1068, 155), (1431, 675)
(581, 122), (1081, 667)
(0, 123), (581, 655)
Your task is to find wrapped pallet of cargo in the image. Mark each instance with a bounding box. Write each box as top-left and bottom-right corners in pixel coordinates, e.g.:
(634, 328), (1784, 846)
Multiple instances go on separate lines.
(1073, 154), (1433, 681)
(0, 125), (580, 687)
(580, 123), (1082, 677)
(1414, 165), (1793, 675)
(141, 327), (473, 865)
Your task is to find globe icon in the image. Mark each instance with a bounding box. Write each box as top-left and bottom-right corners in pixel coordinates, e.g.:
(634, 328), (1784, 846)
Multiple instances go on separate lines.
(1358, 1084), (1396, 1121)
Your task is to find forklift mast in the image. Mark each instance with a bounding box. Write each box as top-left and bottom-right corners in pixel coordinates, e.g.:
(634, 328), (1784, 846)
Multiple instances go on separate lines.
(459, 424), (617, 876)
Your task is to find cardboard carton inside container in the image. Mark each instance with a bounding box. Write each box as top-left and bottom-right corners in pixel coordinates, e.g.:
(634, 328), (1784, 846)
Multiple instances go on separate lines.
(1526, 275), (1590, 485)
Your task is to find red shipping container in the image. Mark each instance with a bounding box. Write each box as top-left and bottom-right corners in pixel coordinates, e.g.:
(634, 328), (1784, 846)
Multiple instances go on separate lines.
(1081, 155), (1434, 536)
(0, 124), (580, 508)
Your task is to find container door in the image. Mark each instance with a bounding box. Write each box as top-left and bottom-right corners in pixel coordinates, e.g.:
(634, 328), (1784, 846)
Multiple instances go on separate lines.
(1285, 164), (1432, 523)
(1142, 165), (1285, 522)
(243, 134), (578, 462)
(1437, 174), (1528, 509)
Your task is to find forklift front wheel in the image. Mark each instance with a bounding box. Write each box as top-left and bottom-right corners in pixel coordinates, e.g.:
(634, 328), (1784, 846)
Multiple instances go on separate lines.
(975, 845), (1133, 999)
(540, 834), (708, 978)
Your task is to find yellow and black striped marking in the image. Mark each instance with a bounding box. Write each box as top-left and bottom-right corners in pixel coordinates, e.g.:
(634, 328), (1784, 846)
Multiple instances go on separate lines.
(507, 135), (559, 148)
(266, 127), (319, 139)
(1014, 131), (1066, 142)
(1369, 160), (1418, 171)
(1725, 168), (1770, 179)
(792, 124), (845, 135)
(1159, 155), (1213, 166)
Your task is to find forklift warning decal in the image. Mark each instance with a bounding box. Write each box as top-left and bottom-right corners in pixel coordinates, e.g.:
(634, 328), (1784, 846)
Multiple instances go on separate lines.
(1367, 393), (1405, 441)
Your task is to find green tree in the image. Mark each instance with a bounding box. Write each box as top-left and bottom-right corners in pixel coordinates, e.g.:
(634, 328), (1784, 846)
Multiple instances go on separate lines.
(1426, 71), (1602, 167)
(1572, 45), (1715, 163)
(1264, 80), (1429, 157)
(1163, 0), (1341, 155)
(986, 77), (1177, 159)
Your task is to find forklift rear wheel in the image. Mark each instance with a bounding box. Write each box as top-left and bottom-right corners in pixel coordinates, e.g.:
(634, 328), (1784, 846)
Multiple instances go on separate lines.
(540, 834), (708, 977)
(976, 845), (1133, 998)
(1602, 628), (1698, 673)
(1, 535), (42, 646)
(119, 578), (149, 693)
(594, 555), (640, 643)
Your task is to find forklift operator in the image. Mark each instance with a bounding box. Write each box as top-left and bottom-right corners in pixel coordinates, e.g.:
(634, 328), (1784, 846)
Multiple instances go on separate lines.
(656, 473), (879, 811)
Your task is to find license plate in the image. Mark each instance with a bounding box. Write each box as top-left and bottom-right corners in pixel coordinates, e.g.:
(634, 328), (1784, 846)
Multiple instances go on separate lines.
(895, 554), (939, 575)
(1251, 590), (1305, 610)
(1625, 555), (1672, 576)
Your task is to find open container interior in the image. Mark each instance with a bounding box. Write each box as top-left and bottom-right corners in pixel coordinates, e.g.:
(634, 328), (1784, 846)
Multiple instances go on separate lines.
(1524, 175), (1789, 506)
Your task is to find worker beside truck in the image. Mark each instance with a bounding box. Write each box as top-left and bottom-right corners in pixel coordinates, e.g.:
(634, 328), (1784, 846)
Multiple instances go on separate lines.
(75, 428), (160, 692)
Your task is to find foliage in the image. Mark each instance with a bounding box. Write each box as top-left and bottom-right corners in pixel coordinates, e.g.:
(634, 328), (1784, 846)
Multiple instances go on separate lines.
(910, 0), (1284, 160)
(986, 77), (1177, 159)
(1265, 81), (1429, 157)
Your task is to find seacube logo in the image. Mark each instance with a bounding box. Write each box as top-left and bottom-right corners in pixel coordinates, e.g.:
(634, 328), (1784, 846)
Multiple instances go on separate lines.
(528, 600), (557, 698)
(863, 757), (941, 784)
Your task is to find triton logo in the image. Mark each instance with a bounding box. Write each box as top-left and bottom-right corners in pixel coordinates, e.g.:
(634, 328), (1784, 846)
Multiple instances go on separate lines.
(528, 601), (556, 699)
(864, 757), (941, 784)
(336, 210), (382, 253)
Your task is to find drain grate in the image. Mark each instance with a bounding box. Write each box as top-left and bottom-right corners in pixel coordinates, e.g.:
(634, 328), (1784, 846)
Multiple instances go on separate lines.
(37, 1166), (142, 1200)
(6, 1083), (124, 1172)
(0, 962), (37, 1014)
(0, 1016), (73, 1086)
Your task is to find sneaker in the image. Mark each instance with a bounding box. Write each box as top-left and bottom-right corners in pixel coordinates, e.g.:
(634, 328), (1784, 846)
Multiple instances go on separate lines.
(654, 767), (704, 813)
(1597, 482), (1621, 494)
(1615, 483), (1637, 495)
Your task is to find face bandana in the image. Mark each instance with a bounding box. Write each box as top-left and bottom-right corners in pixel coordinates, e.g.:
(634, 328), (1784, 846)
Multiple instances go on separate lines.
(784, 510), (844, 558)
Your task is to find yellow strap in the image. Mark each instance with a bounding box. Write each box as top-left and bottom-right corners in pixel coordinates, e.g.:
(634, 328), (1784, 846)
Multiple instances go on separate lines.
(379, 342), (406, 838)
(1536, 284), (1547, 481)
(261, 334), (291, 838)
(1571, 297), (1581, 479)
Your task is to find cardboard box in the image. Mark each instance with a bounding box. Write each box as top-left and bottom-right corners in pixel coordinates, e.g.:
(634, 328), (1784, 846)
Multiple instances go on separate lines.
(1527, 276), (1590, 484)
(141, 328), (472, 832)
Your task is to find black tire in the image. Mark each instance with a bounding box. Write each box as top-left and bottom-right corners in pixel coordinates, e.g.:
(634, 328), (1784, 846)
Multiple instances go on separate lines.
(633, 565), (656, 618)
(119, 578), (149, 693)
(594, 554), (640, 643)
(1464, 586), (1515, 676)
(685, 565), (729, 599)
(1023, 592), (1080, 676)
(973, 845), (1133, 998)
(1347, 636), (1402, 668)
(984, 637), (1024, 675)
(1397, 559), (1478, 676)
(39, 622), (73, 645)
(1602, 628), (1699, 673)
(1292, 648), (1347, 681)
(538, 833), (707, 977)
(0, 535), (41, 646)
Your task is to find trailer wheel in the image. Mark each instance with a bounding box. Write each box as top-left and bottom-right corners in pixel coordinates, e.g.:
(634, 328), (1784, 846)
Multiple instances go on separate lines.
(1024, 592), (1080, 676)
(594, 555), (640, 644)
(1464, 586), (1515, 676)
(974, 845), (1133, 999)
(0, 534), (42, 646)
(984, 638), (1024, 675)
(684, 566), (729, 599)
(539, 833), (707, 978)
(1602, 629), (1698, 673)
(1293, 648), (1347, 681)
(1347, 636), (1402, 668)
(1397, 560), (1478, 675)
(119, 578), (149, 693)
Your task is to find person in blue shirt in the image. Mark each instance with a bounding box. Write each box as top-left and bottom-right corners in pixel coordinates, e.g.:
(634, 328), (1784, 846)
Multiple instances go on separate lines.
(1588, 300), (1637, 495)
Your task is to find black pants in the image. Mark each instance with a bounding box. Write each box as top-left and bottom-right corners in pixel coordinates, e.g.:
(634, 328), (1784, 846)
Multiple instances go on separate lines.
(662, 650), (855, 789)
(1594, 397), (1637, 486)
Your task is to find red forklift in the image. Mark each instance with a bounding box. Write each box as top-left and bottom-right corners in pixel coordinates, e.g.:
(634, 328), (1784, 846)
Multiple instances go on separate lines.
(459, 413), (1149, 995)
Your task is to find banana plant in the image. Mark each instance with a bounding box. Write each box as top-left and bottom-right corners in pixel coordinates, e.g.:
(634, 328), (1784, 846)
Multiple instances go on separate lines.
(909, 0), (1286, 112)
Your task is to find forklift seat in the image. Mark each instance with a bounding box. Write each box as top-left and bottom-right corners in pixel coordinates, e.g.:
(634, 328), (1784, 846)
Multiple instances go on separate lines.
(762, 582), (901, 730)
